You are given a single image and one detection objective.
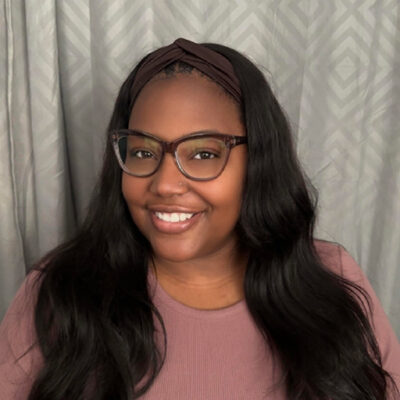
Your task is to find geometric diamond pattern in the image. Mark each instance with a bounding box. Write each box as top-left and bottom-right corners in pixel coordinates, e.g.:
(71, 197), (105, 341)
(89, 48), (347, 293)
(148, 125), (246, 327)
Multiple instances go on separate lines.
(1, 0), (399, 337)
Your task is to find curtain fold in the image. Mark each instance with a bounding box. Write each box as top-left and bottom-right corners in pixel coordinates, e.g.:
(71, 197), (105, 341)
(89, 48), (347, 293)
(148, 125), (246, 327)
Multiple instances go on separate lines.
(0, 0), (76, 316)
(1, 0), (399, 336)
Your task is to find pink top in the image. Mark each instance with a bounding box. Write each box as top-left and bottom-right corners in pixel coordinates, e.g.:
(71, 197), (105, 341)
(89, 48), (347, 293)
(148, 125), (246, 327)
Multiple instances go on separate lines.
(1, 242), (399, 399)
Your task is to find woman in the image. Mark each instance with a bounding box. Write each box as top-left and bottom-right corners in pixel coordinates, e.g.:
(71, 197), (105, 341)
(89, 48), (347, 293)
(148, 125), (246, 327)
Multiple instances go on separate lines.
(0, 38), (399, 399)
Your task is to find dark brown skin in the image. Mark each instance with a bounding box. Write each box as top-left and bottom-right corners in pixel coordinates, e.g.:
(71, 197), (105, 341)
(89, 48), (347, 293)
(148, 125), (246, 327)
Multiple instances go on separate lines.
(123, 72), (248, 310)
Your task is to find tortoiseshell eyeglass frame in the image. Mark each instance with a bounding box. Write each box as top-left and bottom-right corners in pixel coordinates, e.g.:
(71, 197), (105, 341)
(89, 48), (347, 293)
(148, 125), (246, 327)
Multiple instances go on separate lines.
(111, 129), (247, 181)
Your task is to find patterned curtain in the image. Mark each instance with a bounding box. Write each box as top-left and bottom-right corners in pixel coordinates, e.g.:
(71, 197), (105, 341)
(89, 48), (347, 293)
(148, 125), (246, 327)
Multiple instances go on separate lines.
(1, 0), (399, 336)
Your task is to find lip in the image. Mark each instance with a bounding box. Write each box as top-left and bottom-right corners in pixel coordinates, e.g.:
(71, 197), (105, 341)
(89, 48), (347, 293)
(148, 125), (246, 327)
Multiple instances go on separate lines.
(148, 205), (201, 213)
(150, 211), (203, 234)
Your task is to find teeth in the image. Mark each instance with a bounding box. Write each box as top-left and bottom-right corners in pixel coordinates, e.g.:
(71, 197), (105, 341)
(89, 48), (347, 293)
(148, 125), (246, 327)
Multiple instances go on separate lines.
(155, 212), (195, 222)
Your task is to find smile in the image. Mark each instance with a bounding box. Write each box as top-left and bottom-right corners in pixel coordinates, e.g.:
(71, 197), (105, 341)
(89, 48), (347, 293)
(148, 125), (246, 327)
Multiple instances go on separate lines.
(155, 212), (195, 222)
(150, 211), (202, 234)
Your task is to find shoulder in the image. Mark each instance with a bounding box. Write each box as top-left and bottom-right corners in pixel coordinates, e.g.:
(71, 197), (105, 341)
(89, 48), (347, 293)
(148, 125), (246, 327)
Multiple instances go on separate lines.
(313, 239), (381, 321)
(0, 268), (43, 361)
(0, 269), (44, 398)
(314, 239), (363, 281)
(314, 239), (400, 390)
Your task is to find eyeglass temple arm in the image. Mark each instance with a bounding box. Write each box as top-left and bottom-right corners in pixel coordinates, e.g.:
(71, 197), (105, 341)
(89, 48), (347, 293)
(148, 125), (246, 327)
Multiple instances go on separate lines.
(231, 136), (247, 147)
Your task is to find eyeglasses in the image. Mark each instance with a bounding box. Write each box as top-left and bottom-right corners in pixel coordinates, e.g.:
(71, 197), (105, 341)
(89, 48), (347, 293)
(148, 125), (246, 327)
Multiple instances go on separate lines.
(111, 129), (247, 181)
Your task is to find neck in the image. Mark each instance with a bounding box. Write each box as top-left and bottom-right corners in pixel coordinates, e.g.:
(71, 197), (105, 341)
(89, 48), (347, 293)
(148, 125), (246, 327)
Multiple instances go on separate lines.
(150, 245), (248, 310)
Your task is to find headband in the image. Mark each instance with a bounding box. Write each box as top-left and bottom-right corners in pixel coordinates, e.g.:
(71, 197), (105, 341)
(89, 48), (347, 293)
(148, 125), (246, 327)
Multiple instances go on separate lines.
(130, 38), (241, 103)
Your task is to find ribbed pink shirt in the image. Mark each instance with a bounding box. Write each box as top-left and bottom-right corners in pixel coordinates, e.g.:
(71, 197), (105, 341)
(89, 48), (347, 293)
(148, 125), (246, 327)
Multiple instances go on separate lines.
(1, 242), (399, 399)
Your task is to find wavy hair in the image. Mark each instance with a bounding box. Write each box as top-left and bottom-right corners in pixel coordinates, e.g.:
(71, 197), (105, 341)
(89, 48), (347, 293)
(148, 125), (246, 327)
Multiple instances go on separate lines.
(28, 43), (397, 399)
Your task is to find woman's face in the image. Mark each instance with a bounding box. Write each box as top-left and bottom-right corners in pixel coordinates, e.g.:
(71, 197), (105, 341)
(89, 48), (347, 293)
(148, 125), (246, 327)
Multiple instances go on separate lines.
(122, 73), (247, 263)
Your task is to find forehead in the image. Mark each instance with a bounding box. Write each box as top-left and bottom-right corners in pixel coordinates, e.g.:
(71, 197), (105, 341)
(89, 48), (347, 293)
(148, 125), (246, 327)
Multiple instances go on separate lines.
(128, 73), (244, 141)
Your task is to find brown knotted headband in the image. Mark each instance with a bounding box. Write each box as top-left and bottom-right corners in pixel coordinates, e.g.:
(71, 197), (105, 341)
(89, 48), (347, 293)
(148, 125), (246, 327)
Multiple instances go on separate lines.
(130, 38), (241, 103)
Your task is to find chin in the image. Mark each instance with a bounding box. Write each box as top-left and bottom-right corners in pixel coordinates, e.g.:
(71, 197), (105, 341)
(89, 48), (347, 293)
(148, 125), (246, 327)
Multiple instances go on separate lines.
(150, 243), (201, 263)
(153, 251), (198, 264)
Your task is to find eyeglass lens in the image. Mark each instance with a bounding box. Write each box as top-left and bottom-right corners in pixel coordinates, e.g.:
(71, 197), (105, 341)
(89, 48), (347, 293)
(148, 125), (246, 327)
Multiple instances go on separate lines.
(117, 135), (229, 179)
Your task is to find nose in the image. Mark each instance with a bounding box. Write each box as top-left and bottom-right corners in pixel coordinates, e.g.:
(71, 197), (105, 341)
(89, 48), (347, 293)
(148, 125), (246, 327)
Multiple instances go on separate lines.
(149, 153), (188, 197)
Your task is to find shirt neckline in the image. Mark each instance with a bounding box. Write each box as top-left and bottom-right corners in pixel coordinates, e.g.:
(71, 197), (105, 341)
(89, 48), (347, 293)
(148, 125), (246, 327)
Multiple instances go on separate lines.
(148, 268), (247, 320)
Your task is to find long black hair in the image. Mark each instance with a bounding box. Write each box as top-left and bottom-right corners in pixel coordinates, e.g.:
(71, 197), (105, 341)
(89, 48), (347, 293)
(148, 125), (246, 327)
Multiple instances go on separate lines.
(27, 42), (398, 399)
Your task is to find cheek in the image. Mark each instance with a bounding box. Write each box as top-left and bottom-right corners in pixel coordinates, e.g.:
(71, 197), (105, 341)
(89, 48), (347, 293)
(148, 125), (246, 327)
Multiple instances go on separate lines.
(205, 173), (246, 222)
(121, 174), (146, 219)
(217, 152), (247, 210)
(122, 174), (135, 203)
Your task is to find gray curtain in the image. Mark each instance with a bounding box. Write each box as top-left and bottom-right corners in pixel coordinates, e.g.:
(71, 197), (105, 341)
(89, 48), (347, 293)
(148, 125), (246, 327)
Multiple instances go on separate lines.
(1, 0), (399, 336)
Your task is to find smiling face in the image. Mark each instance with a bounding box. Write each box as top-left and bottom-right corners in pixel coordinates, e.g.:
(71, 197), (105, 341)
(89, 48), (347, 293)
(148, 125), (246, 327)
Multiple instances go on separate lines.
(122, 72), (247, 264)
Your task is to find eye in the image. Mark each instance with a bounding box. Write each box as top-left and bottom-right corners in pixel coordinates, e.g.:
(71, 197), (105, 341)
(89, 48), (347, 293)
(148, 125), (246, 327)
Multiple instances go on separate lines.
(193, 151), (219, 160)
(129, 149), (156, 159)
